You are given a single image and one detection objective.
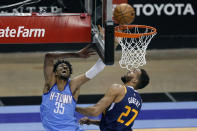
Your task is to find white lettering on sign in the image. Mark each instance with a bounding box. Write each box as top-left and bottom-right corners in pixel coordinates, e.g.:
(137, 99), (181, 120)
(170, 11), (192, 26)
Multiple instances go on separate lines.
(0, 26), (45, 38)
(133, 3), (195, 16)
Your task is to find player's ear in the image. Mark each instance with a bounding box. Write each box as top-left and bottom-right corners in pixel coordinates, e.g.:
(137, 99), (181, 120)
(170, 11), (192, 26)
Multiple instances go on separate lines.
(54, 70), (58, 76)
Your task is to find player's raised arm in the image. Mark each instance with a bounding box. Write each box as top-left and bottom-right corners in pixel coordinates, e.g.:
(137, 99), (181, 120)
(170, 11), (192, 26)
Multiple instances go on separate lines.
(43, 44), (95, 93)
(76, 84), (123, 116)
(70, 58), (105, 101)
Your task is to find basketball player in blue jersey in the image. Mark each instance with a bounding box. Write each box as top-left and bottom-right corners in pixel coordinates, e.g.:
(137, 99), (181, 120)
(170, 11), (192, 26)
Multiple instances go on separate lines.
(76, 68), (149, 131)
(40, 45), (106, 131)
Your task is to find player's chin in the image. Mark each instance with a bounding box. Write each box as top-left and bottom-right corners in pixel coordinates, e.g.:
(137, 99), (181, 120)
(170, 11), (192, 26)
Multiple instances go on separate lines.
(60, 75), (70, 81)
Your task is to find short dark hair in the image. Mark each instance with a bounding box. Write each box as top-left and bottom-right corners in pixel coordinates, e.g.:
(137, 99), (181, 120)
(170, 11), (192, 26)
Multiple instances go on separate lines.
(136, 69), (150, 89)
(53, 59), (72, 75)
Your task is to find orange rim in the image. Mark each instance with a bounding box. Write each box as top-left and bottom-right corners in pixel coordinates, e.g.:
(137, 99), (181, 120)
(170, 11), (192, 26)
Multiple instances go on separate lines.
(115, 25), (157, 38)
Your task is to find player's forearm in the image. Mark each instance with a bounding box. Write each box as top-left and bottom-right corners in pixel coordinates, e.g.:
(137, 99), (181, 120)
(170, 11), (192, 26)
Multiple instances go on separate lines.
(89, 119), (100, 125)
(44, 52), (79, 66)
(76, 107), (100, 117)
(45, 52), (80, 59)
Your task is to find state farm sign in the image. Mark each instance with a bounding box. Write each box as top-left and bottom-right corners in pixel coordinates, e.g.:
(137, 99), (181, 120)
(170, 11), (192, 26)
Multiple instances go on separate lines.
(0, 26), (45, 38)
(0, 13), (91, 44)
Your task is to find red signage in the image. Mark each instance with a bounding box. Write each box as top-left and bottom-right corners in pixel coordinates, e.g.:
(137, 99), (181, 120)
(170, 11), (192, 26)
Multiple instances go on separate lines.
(113, 0), (128, 4)
(0, 13), (91, 44)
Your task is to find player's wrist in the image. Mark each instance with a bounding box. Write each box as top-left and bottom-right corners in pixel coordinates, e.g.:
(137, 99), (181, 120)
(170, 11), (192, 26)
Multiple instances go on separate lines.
(85, 58), (105, 79)
(75, 52), (81, 57)
(90, 119), (100, 125)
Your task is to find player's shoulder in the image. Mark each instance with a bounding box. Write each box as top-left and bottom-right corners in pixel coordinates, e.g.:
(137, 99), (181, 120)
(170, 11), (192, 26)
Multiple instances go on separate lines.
(108, 84), (125, 94)
(111, 83), (123, 89)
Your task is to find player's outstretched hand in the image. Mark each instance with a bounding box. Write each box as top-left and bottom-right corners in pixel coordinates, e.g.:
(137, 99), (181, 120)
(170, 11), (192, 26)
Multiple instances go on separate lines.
(79, 117), (91, 125)
(77, 44), (96, 58)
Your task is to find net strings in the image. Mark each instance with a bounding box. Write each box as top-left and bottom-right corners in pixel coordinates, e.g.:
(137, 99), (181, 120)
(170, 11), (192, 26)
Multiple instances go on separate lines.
(116, 26), (155, 70)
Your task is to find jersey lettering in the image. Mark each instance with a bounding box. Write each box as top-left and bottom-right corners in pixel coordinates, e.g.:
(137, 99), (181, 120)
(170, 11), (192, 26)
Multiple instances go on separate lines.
(54, 102), (65, 114)
(50, 92), (72, 115)
(117, 105), (139, 126)
(128, 97), (141, 108)
(50, 92), (72, 104)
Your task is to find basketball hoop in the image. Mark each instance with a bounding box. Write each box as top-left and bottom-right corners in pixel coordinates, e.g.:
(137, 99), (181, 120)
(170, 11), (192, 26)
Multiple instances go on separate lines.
(114, 25), (157, 70)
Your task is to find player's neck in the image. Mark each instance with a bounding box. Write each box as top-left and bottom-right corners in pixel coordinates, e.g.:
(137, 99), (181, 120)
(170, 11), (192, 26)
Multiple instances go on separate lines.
(124, 83), (136, 90)
(56, 79), (68, 91)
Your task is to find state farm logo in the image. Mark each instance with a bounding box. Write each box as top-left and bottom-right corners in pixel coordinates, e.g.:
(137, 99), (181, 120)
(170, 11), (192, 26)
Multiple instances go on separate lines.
(0, 26), (45, 38)
(133, 3), (195, 16)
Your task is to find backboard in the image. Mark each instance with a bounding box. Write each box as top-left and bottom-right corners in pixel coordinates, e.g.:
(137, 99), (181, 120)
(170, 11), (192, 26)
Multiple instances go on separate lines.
(85, 0), (128, 65)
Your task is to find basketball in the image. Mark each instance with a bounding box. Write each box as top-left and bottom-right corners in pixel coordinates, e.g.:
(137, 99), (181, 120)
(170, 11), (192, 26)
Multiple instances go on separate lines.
(113, 3), (135, 25)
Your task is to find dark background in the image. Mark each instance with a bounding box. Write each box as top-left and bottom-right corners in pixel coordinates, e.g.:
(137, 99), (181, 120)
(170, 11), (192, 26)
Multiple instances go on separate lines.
(0, 0), (196, 52)
(129, 0), (197, 49)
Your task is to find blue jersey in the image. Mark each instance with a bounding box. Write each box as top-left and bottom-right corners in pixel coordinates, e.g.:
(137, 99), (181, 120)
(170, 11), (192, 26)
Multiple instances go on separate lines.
(40, 80), (82, 131)
(100, 86), (142, 131)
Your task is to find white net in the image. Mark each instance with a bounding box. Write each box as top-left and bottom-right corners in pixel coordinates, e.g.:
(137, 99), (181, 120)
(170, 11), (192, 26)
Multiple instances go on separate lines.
(115, 25), (156, 70)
